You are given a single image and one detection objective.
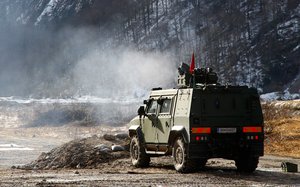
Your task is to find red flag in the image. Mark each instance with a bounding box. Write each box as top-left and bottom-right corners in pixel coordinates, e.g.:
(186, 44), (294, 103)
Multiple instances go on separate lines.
(189, 53), (195, 74)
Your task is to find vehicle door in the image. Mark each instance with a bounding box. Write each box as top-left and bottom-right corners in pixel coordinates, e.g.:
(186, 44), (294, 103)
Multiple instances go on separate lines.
(142, 98), (158, 143)
(156, 97), (174, 144)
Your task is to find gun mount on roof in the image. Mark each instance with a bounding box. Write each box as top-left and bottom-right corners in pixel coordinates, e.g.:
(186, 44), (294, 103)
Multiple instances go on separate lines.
(177, 63), (218, 88)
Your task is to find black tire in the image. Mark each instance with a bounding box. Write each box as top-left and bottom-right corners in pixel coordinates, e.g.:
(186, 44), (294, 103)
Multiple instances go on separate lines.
(172, 137), (196, 173)
(235, 156), (259, 173)
(130, 136), (150, 167)
(194, 158), (207, 171)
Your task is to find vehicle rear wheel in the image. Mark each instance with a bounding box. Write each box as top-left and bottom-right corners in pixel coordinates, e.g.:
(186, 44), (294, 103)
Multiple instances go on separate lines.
(173, 137), (195, 173)
(235, 156), (259, 173)
(194, 158), (207, 170)
(130, 136), (150, 167)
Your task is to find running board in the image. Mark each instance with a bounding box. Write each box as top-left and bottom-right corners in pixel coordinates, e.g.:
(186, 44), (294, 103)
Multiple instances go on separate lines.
(145, 144), (169, 155)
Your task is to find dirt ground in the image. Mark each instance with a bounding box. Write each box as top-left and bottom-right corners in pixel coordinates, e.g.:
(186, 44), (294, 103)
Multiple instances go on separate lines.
(0, 126), (299, 186)
(0, 156), (299, 186)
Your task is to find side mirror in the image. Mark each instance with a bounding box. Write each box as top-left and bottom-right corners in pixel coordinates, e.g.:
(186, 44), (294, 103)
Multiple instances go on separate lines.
(137, 106), (146, 116)
(144, 98), (152, 105)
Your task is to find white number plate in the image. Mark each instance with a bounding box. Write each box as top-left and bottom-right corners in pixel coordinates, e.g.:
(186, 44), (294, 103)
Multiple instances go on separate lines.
(217, 128), (237, 133)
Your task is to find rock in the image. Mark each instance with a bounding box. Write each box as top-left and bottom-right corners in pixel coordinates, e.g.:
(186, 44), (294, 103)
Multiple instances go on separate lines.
(92, 135), (98, 138)
(111, 145), (125, 152)
(94, 144), (110, 150)
(75, 171), (80, 175)
(115, 133), (129, 140)
(103, 134), (116, 141)
(100, 148), (111, 153)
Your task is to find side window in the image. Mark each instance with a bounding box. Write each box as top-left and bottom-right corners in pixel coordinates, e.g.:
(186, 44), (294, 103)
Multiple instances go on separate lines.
(147, 100), (158, 114)
(160, 99), (172, 113)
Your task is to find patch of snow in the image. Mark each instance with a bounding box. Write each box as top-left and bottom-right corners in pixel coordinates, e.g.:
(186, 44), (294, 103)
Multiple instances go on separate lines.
(260, 91), (300, 101)
(0, 144), (33, 151)
(35, 0), (59, 25)
(257, 167), (282, 172)
(111, 145), (125, 152)
(292, 44), (300, 52)
(0, 95), (141, 105)
(281, 91), (300, 100)
(277, 18), (299, 39)
(16, 13), (30, 24)
(260, 92), (281, 101)
(75, 0), (83, 13)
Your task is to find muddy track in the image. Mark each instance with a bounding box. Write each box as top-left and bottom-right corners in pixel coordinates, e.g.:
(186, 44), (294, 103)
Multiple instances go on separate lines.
(0, 156), (299, 186)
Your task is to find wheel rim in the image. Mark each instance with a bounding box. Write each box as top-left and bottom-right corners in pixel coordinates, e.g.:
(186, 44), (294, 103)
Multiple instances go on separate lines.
(132, 142), (139, 160)
(175, 147), (183, 165)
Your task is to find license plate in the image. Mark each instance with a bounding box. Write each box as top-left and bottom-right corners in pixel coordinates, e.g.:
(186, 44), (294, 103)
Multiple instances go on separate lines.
(217, 128), (237, 133)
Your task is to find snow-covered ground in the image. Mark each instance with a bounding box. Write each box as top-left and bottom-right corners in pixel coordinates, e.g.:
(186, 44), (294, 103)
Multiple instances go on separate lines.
(0, 95), (141, 129)
(260, 91), (300, 101)
(0, 95), (141, 105)
(0, 144), (33, 151)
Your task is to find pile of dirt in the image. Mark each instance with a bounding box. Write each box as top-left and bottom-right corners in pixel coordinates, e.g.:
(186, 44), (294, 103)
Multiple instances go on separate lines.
(20, 133), (130, 170)
(263, 100), (300, 158)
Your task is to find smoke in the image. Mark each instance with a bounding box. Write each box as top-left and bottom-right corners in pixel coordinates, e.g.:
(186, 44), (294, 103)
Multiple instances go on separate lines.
(0, 0), (180, 99)
(0, 2), (181, 126)
(0, 22), (177, 98)
(40, 26), (178, 99)
(0, 23), (178, 125)
(72, 45), (176, 99)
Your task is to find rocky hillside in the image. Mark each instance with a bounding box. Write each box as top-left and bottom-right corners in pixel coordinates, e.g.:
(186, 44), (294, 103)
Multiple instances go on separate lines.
(0, 0), (299, 97)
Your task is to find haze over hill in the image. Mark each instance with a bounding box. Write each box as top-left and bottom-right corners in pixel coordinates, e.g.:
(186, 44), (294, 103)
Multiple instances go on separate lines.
(0, 0), (299, 98)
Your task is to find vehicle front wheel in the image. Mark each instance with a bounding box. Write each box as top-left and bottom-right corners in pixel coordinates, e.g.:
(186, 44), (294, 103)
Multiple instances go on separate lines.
(173, 137), (195, 173)
(130, 136), (150, 167)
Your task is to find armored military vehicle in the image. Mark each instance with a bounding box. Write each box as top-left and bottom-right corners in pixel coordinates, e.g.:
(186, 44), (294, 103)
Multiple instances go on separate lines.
(129, 63), (264, 173)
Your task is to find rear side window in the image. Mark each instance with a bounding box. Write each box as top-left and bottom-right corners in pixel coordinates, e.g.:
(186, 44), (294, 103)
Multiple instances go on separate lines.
(160, 99), (172, 113)
(147, 100), (158, 114)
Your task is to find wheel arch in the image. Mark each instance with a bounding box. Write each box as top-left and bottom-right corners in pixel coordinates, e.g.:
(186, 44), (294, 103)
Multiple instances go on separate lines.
(168, 126), (189, 146)
(129, 125), (144, 143)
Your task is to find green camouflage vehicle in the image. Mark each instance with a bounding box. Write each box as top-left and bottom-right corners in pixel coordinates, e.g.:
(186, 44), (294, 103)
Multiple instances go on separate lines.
(129, 64), (264, 173)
